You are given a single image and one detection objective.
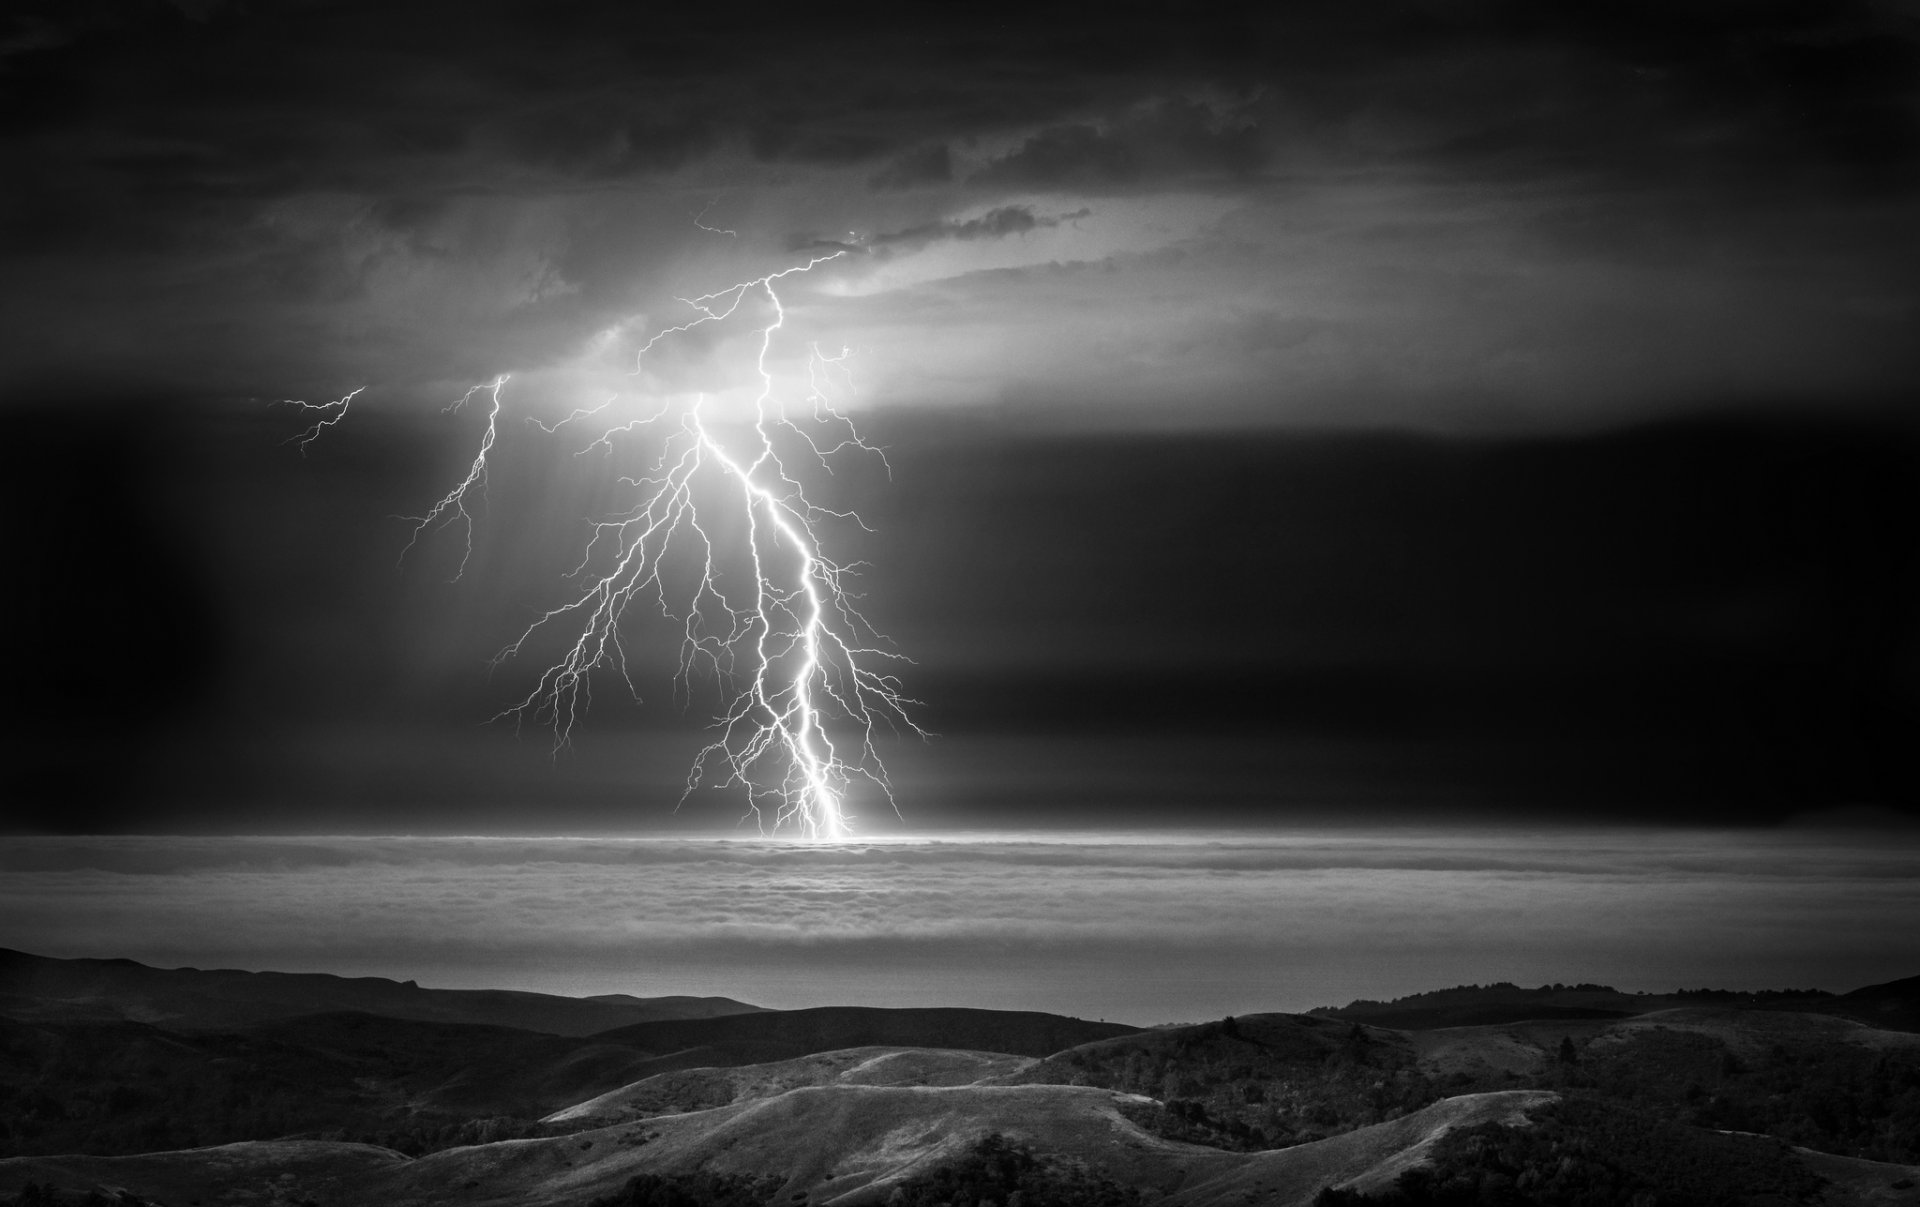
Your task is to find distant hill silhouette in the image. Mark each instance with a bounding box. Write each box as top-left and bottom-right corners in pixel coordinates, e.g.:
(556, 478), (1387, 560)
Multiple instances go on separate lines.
(0, 948), (764, 1036)
(593, 1006), (1137, 1065)
(1309, 976), (1920, 1033)
(1822, 973), (1920, 1033)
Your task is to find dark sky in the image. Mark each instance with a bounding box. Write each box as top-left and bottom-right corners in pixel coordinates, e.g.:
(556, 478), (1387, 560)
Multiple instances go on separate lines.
(3, 0), (1917, 832)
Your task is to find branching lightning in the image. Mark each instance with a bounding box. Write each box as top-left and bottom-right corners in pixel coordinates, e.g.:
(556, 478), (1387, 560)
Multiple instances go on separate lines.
(338, 252), (916, 841)
(398, 375), (506, 580)
(282, 387), (364, 452)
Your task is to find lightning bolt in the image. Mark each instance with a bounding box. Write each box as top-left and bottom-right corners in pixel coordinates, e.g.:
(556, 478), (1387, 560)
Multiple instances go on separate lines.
(691, 200), (737, 238)
(385, 254), (917, 841)
(281, 387), (364, 452)
(394, 375), (506, 581)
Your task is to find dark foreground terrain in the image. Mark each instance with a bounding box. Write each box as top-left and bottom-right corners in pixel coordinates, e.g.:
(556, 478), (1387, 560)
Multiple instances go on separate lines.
(2, 951), (1916, 1206)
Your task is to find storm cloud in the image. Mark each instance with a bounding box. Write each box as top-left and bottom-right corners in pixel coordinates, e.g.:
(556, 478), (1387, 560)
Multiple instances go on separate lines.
(1, 0), (1914, 414)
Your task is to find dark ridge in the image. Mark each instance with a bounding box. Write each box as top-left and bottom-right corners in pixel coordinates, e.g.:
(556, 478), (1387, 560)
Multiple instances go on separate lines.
(1310, 976), (1920, 1032)
(0, 948), (764, 1037)
(1822, 973), (1920, 1033)
(591, 1005), (1138, 1060)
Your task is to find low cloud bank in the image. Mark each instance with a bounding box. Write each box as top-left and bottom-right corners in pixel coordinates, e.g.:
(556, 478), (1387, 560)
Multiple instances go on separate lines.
(4, 831), (1913, 1022)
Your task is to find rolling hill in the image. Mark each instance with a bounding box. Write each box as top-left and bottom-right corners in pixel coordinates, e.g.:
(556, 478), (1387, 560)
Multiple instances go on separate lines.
(3, 953), (1918, 1206)
(0, 1088), (1569, 1207)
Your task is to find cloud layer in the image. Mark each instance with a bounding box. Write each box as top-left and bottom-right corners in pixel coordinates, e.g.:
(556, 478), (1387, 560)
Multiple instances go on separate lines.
(4, 830), (1914, 1022)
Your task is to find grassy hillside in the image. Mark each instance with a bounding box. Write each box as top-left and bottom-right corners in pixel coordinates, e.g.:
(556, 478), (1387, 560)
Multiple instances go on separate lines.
(0, 1012), (655, 1158)
(0, 1004), (1127, 1161)
(1316, 1096), (1836, 1206)
(4, 959), (1917, 1207)
(546, 1047), (1034, 1127)
(0, 1140), (408, 1207)
(10, 1086), (1911, 1207)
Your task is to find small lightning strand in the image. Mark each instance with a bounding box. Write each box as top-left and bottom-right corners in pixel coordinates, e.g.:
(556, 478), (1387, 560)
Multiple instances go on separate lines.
(281, 387), (364, 453)
(692, 200), (736, 238)
(479, 254), (918, 841)
(397, 375), (506, 580)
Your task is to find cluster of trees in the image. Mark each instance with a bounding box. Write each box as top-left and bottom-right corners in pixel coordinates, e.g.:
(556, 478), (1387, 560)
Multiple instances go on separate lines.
(1021, 1017), (1446, 1152)
(583, 1170), (780, 1207)
(1670, 988), (1833, 1002)
(582, 1135), (1143, 1207)
(879, 1133), (1141, 1207)
(1312, 985), (1625, 1014)
(1569, 1029), (1920, 1163)
(1, 1186), (154, 1207)
(1312, 1096), (1827, 1207)
(1118, 1095), (1273, 1149)
(0, 1019), (571, 1160)
(0, 1074), (552, 1160)
(1051, 1016), (1920, 1166)
(303, 1114), (554, 1156)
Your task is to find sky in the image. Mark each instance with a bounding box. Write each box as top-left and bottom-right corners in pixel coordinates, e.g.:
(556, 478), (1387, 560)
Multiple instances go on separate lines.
(3, 0), (1918, 837)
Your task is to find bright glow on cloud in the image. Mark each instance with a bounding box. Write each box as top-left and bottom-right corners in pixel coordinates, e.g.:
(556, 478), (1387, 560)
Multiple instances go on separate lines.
(4, 830), (1914, 1023)
(831, 195), (1238, 298)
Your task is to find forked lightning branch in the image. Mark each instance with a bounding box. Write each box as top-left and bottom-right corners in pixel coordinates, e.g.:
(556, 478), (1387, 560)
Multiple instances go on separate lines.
(288, 252), (919, 841)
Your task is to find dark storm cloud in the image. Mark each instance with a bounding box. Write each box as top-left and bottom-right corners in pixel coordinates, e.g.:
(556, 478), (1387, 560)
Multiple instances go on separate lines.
(871, 205), (1094, 248)
(868, 143), (951, 191)
(972, 97), (1267, 189)
(1, 0), (1915, 401)
(1430, 4), (1920, 192)
(5, 0), (1911, 233)
(790, 204), (1092, 256)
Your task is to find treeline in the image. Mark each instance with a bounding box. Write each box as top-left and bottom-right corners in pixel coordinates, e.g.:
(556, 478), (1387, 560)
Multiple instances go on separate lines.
(1038, 1013), (1920, 1166)
(0, 1082), (553, 1158)
(294, 1115), (555, 1156)
(1565, 1028), (1920, 1163)
(1670, 988), (1833, 1001)
(1313, 1096), (1827, 1207)
(583, 1170), (781, 1207)
(576, 1135), (1141, 1207)
(1, 1186), (156, 1207)
(0, 1017), (569, 1159)
(1019, 1017), (1445, 1152)
(1311, 985), (1624, 1014)
(881, 1133), (1141, 1207)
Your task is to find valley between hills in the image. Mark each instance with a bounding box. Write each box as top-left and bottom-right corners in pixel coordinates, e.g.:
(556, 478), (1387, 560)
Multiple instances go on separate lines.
(2, 948), (1917, 1207)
